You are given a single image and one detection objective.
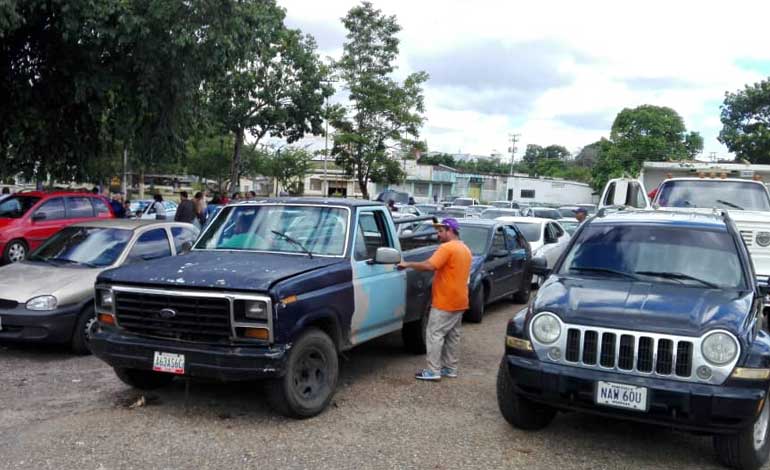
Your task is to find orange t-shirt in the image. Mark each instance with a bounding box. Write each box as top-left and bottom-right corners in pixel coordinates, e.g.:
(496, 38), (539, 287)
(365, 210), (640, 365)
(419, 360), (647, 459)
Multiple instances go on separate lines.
(428, 239), (472, 312)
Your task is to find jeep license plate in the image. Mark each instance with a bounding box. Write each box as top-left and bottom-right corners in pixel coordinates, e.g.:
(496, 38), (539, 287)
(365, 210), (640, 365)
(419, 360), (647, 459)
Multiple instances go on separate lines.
(152, 351), (185, 375)
(595, 381), (648, 412)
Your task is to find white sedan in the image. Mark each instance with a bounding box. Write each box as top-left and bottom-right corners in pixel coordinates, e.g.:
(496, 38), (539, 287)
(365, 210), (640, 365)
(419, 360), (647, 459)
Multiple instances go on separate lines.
(496, 216), (571, 285)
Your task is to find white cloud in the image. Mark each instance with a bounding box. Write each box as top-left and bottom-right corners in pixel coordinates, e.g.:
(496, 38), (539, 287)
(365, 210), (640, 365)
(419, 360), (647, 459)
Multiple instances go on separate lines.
(279, 0), (770, 160)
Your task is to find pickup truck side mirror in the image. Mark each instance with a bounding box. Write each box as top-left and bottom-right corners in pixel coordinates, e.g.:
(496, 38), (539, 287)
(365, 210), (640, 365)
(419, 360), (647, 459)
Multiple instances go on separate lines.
(530, 256), (550, 277)
(32, 212), (47, 221)
(371, 247), (401, 265)
(757, 281), (770, 299)
(489, 248), (508, 259)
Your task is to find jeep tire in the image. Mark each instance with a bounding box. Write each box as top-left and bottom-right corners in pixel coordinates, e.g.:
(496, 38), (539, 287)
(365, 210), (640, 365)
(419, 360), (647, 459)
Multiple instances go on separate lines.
(114, 367), (175, 390)
(714, 389), (770, 470)
(497, 359), (556, 430)
(267, 328), (338, 419)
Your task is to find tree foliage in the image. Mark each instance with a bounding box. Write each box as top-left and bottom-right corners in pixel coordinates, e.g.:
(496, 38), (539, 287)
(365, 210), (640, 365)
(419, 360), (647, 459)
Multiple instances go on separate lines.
(263, 146), (314, 196)
(719, 79), (770, 163)
(331, 2), (427, 199)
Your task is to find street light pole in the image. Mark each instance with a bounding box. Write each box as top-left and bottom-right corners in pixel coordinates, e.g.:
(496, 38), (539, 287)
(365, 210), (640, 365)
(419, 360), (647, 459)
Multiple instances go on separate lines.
(508, 133), (520, 175)
(324, 97), (329, 198)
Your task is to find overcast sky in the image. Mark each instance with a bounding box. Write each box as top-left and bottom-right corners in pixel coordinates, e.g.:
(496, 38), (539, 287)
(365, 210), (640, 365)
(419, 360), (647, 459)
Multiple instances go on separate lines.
(279, 0), (770, 161)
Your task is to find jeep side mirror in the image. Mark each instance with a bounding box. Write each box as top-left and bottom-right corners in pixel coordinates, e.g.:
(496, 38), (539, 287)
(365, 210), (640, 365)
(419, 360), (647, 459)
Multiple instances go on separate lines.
(531, 256), (550, 276)
(372, 247), (401, 265)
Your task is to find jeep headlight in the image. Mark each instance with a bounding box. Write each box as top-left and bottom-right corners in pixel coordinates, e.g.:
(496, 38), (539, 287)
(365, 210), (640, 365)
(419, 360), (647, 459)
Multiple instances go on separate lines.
(756, 232), (770, 247)
(26, 295), (58, 311)
(531, 313), (561, 344)
(701, 331), (739, 365)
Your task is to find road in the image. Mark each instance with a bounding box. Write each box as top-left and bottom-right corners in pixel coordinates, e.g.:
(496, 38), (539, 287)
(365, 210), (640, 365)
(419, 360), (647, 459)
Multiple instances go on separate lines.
(0, 300), (750, 470)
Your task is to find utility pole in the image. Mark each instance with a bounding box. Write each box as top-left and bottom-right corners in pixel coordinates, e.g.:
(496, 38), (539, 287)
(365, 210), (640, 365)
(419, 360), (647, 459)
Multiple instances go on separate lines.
(508, 133), (520, 175)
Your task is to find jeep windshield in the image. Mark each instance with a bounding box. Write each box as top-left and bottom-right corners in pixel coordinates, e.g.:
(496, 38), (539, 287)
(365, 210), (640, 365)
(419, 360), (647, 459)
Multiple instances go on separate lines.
(656, 180), (770, 211)
(196, 204), (349, 256)
(559, 224), (746, 289)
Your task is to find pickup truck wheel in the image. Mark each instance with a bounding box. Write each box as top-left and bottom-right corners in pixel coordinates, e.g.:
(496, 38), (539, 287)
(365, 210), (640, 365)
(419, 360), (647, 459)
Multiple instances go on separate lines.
(496, 359), (555, 430)
(114, 367), (175, 390)
(714, 389), (770, 469)
(267, 328), (338, 419)
(71, 304), (97, 355)
(402, 305), (429, 354)
(465, 287), (485, 323)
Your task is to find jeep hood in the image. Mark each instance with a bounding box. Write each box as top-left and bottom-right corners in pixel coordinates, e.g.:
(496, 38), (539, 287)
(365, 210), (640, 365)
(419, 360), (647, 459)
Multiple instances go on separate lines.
(97, 251), (344, 292)
(534, 276), (753, 336)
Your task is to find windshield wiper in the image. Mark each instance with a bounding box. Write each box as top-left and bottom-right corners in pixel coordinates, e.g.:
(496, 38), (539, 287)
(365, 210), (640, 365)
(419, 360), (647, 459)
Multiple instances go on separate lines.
(271, 230), (313, 259)
(634, 271), (719, 288)
(716, 199), (744, 210)
(569, 266), (639, 280)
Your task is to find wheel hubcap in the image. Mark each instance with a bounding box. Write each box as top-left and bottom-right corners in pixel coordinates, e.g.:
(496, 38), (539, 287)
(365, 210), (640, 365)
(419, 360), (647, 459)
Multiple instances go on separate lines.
(292, 347), (327, 400)
(84, 315), (98, 343)
(8, 243), (25, 263)
(753, 395), (769, 450)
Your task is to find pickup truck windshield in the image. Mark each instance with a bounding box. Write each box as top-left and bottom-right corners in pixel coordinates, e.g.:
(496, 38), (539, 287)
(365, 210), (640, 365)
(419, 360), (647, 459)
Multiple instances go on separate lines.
(559, 225), (745, 289)
(28, 226), (132, 267)
(656, 180), (770, 211)
(196, 205), (348, 256)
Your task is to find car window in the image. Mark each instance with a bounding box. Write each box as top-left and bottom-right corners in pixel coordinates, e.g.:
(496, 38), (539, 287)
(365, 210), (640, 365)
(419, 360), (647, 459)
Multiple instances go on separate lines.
(355, 211), (391, 260)
(0, 196), (41, 218)
(491, 228), (506, 252)
(171, 226), (198, 253)
(504, 226), (522, 250)
(34, 197), (65, 220)
(67, 197), (95, 218)
(553, 223), (565, 238)
(92, 198), (111, 215)
(126, 228), (172, 263)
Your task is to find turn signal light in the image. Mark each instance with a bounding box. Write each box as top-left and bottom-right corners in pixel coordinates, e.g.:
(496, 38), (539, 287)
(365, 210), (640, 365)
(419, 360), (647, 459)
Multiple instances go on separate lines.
(243, 328), (270, 340)
(98, 313), (115, 326)
(506, 336), (533, 351)
(731, 367), (770, 380)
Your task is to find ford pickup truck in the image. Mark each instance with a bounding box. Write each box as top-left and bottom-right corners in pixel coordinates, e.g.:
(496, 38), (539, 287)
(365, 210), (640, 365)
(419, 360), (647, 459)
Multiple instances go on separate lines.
(90, 199), (436, 418)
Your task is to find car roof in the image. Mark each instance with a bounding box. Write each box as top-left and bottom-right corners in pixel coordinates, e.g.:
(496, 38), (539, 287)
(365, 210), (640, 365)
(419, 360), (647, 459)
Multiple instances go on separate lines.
(13, 191), (105, 198)
(457, 218), (503, 227)
(528, 206), (560, 211)
(591, 209), (728, 229)
(233, 198), (383, 208)
(496, 216), (554, 224)
(70, 219), (194, 230)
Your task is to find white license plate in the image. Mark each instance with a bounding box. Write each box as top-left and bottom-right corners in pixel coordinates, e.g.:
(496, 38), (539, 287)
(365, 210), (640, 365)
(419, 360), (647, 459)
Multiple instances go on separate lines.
(152, 351), (185, 375)
(595, 381), (648, 412)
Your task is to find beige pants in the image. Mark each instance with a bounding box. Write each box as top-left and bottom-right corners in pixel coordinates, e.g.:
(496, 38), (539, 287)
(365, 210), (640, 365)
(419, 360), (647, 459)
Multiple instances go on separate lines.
(426, 307), (463, 374)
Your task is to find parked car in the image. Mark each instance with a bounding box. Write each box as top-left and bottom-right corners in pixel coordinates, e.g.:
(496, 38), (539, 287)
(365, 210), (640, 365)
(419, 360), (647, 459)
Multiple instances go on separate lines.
(490, 201), (520, 209)
(375, 189), (410, 205)
(457, 220), (533, 323)
(521, 206), (562, 220)
(496, 216), (570, 285)
(90, 198), (439, 418)
(414, 204), (441, 215)
(139, 200), (178, 220)
(443, 206), (479, 219)
(468, 204), (492, 216)
(0, 220), (198, 353)
(0, 191), (114, 264)
(480, 208), (521, 220)
(558, 205), (596, 218)
(558, 218), (580, 235)
(394, 204), (421, 216)
(453, 197), (480, 207)
(497, 209), (770, 469)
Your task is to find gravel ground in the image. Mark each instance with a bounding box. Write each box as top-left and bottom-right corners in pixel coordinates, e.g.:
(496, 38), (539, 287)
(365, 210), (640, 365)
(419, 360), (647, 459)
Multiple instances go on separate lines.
(0, 300), (762, 470)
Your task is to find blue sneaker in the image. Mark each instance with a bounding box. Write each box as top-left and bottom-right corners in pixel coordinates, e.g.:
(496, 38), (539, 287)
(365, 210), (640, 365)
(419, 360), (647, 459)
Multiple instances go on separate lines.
(415, 369), (441, 381)
(440, 367), (458, 378)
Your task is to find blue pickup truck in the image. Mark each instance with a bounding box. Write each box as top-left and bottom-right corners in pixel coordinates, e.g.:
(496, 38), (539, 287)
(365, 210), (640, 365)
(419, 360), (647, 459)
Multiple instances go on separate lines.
(498, 209), (770, 469)
(90, 199), (436, 418)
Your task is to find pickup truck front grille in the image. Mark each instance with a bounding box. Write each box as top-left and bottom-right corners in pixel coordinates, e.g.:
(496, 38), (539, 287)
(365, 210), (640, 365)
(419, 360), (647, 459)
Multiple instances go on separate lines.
(114, 291), (232, 342)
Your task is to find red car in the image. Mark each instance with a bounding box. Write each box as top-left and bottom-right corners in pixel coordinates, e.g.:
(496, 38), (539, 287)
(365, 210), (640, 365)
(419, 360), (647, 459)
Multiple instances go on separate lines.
(0, 192), (114, 263)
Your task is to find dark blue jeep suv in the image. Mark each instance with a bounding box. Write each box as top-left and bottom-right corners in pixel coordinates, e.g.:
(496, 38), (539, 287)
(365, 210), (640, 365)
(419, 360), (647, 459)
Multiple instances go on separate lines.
(497, 210), (770, 469)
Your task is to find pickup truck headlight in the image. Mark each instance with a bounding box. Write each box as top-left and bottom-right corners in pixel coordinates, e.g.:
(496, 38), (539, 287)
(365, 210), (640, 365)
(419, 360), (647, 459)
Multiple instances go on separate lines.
(235, 299), (269, 322)
(701, 331), (739, 365)
(96, 289), (114, 309)
(531, 312), (561, 344)
(26, 295), (58, 311)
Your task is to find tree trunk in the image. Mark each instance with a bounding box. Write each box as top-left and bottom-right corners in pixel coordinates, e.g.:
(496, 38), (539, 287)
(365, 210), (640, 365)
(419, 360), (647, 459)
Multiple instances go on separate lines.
(228, 128), (244, 194)
(139, 169), (145, 199)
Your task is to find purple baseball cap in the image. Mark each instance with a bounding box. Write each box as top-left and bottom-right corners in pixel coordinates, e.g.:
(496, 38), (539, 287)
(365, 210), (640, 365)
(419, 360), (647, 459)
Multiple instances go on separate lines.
(433, 217), (460, 233)
(573, 207), (588, 214)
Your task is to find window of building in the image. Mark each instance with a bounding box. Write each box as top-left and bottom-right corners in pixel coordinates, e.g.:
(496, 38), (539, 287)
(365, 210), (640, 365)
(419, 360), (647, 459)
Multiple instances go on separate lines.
(310, 179), (322, 191)
(521, 189), (535, 199)
(483, 178), (496, 190)
(414, 182), (429, 196)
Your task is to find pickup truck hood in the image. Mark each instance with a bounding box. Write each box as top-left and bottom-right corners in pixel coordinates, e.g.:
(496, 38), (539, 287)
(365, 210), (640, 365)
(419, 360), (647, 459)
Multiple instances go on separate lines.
(534, 276), (752, 336)
(97, 251), (345, 292)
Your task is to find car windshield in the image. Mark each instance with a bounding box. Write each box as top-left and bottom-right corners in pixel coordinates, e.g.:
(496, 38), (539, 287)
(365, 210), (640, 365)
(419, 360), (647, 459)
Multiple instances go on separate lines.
(28, 226), (133, 267)
(458, 226), (489, 256)
(0, 195), (41, 218)
(481, 209), (518, 219)
(196, 205), (348, 256)
(558, 208), (575, 218)
(514, 222), (541, 242)
(534, 208), (561, 220)
(559, 224), (746, 289)
(656, 180), (770, 211)
(453, 198), (473, 206)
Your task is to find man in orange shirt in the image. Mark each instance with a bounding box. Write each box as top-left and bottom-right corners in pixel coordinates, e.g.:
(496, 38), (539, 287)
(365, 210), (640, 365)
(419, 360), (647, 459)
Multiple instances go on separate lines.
(398, 218), (472, 381)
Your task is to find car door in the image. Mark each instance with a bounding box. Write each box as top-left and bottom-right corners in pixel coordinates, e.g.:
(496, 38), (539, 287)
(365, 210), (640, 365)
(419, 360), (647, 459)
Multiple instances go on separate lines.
(25, 197), (67, 250)
(599, 178), (650, 209)
(349, 208), (407, 345)
(538, 223), (560, 268)
(504, 225), (527, 293)
(486, 226), (513, 300)
(551, 222), (571, 264)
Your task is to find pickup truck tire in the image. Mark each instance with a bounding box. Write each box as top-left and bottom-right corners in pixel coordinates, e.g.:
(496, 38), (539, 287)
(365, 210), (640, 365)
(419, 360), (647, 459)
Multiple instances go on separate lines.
(713, 390), (770, 470)
(71, 304), (97, 355)
(402, 304), (430, 354)
(465, 286), (485, 323)
(114, 367), (175, 390)
(497, 359), (555, 430)
(267, 328), (338, 419)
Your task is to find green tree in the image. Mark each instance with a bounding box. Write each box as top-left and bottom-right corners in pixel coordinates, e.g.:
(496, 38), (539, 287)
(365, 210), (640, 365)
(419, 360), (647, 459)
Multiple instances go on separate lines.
(575, 141), (602, 168)
(719, 79), (770, 163)
(542, 145), (570, 160)
(263, 146), (314, 195)
(523, 144), (544, 166)
(331, 2), (427, 199)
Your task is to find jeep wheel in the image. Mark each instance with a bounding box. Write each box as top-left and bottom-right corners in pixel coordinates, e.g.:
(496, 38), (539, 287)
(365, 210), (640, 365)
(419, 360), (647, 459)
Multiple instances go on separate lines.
(496, 359), (555, 430)
(267, 328), (338, 419)
(114, 367), (175, 390)
(465, 286), (485, 323)
(402, 305), (430, 354)
(3, 239), (27, 264)
(71, 305), (97, 355)
(714, 390), (770, 470)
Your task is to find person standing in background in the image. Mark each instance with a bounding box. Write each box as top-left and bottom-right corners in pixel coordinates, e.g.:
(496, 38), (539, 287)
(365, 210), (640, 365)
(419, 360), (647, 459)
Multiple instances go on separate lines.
(174, 191), (196, 223)
(193, 192), (207, 225)
(152, 193), (166, 220)
(110, 193), (126, 218)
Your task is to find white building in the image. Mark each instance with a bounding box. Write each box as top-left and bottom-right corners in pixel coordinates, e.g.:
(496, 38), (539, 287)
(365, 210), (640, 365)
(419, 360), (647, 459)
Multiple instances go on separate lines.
(506, 176), (596, 205)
